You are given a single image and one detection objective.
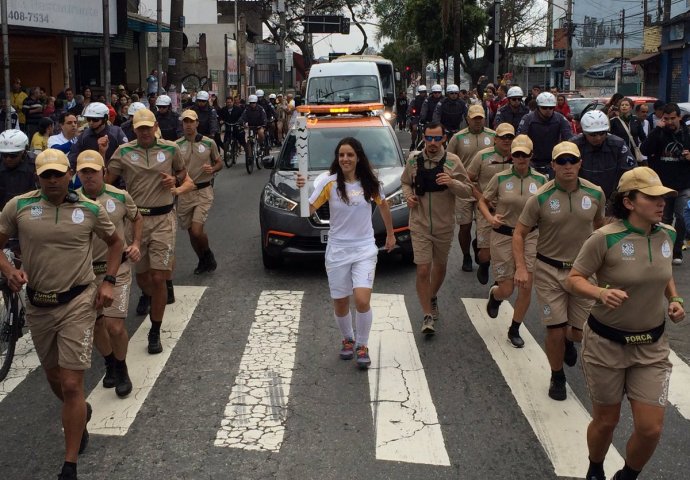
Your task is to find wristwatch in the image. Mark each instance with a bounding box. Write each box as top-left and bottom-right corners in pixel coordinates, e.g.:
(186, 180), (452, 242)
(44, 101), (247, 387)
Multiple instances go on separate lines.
(103, 275), (117, 285)
(669, 296), (684, 304)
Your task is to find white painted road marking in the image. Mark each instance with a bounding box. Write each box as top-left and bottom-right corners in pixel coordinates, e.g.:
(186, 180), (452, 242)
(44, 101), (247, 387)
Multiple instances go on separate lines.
(214, 290), (303, 451)
(668, 350), (690, 420)
(368, 293), (450, 466)
(0, 336), (41, 403)
(462, 298), (623, 479)
(87, 286), (206, 436)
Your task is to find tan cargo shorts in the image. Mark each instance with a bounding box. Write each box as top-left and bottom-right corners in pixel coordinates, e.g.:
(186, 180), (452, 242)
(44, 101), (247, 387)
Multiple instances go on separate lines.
(137, 211), (176, 273)
(177, 185), (214, 230)
(455, 196), (475, 225)
(94, 263), (132, 319)
(491, 229), (537, 282)
(534, 259), (593, 329)
(411, 229), (454, 265)
(475, 211), (493, 249)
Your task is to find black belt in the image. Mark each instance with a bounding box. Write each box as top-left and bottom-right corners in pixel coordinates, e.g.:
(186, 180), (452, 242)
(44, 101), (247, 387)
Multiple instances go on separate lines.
(195, 181), (212, 190)
(138, 204), (174, 216)
(536, 253), (574, 269)
(27, 284), (89, 308)
(493, 225), (537, 236)
(92, 253), (128, 274)
(588, 314), (665, 346)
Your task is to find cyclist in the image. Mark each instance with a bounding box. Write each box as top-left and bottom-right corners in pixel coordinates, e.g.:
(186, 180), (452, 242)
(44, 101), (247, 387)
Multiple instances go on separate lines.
(76, 150), (142, 399)
(190, 90), (219, 139)
(0, 149), (123, 480)
(155, 94), (181, 142)
(0, 130), (36, 211)
(433, 84), (467, 138)
(176, 110), (222, 274)
(239, 95), (267, 168)
(419, 84), (444, 132)
(220, 96), (246, 164)
(257, 90), (277, 148)
(408, 85), (428, 150)
(494, 86), (529, 130)
(68, 102), (128, 169)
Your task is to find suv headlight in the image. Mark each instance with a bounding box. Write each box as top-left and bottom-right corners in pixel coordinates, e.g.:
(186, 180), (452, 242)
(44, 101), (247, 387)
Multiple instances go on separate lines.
(386, 188), (406, 209)
(263, 184), (298, 212)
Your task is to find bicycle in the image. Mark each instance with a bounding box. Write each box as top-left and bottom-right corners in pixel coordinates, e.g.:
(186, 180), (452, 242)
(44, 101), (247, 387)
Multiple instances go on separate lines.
(223, 123), (242, 168)
(0, 248), (26, 382)
(245, 127), (262, 174)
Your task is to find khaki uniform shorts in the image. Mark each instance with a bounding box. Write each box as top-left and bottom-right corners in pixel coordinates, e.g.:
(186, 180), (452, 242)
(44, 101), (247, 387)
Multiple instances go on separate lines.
(177, 186), (214, 230)
(491, 229), (537, 281)
(534, 260), (593, 329)
(94, 263), (132, 319)
(475, 211), (492, 249)
(582, 325), (672, 406)
(411, 229), (453, 265)
(455, 197), (475, 225)
(137, 211), (176, 273)
(26, 283), (97, 370)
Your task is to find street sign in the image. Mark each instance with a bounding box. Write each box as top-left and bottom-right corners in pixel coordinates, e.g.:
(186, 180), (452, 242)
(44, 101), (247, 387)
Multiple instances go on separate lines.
(564, 69), (571, 79)
(303, 15), (348, 34)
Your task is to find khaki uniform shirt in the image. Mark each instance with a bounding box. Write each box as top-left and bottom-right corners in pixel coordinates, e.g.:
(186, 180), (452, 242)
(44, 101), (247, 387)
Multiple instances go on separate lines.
(482, 167), (547, 228)
(467, 147), (512, 192)
(0, 190), (115, 292)
(82, 185), (138, 263)
(401, 149), (472, 236)
(447, 127), (496, 168)
(107, 139), (185, 208)
(518, 178), (605, 262)
(176, 135), (220, 184)
(573, 220), (675, 331)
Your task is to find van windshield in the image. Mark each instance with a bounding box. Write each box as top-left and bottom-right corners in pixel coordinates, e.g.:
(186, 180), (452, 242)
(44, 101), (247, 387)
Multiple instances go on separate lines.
(307, 75), (380, 104)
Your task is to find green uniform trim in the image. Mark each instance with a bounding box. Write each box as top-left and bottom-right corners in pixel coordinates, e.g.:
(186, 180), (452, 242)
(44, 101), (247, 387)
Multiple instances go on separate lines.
(605, 230), (630, 250)
(77, 200), (101, 217)
(580, 185), (603, 202)
(104, 189), (126, 205)
(536, 186), (558, 206)
(17, 196), (41, 212)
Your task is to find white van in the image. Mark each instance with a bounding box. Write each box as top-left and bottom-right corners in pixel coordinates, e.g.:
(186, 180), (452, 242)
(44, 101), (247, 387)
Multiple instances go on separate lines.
(305, 62), (384, 106)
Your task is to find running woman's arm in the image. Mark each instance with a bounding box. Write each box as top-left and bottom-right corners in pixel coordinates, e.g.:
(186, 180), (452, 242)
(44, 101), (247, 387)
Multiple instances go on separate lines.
(512, 222), (530, 288)
(665, 278), (686, 323)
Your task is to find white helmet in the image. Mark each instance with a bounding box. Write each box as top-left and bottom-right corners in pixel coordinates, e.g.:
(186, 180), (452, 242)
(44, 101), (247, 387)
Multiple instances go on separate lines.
(83, 102), (109, 119)
(431, 84), (443, 93)
(580, 110), (610, 134)
(127, 102), (147, 116)
(256, 89), (265, 97)
(417, 85), (427, 93)
(0, 129), (28, 153)
(248, 94), (258, 103)
(269, 93), (276, 100)
(536, 92), (557, 107)
(446, 84), (460, 93)
(196, 90), (210, 101)
(507, 86), (524, 98)
(156, 94), (172, 106)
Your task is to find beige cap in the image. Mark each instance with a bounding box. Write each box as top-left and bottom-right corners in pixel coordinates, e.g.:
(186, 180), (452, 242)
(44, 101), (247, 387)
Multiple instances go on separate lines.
(552, 141), (580, 160)
(35, 149), (70, 175)
(495, 123), (516, 137)
(511, 134), (533, 155)
(133, 108), (156, 129)
(76, 149), (105, 171)
(181, 109), (199, 121)
(468, 104), (485, 118)
(617, 167), (676, 197)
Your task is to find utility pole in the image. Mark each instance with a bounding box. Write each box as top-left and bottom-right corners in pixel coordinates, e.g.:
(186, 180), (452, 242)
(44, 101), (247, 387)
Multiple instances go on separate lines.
(157, 0), (163, 93)
(224, 33), (228, 99)
(103, 0), (111, 104)
(1, 0), (10, 130)
(493, 0), (501, 83)
(235, 0), (241, 98)
(564, 0), (573, 91)
(620, 9), (625, 86)
(278, 0), (287, 95)
(167, 0), (185, 90)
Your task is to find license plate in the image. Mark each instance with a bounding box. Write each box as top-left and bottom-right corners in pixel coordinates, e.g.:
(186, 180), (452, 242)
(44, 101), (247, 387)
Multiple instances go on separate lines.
(320, 230), (329, 243)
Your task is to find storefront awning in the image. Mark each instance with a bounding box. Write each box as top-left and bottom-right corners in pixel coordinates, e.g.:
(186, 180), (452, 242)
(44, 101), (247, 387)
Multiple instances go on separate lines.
(127, 14), (170, 33)
(630, 52), (660, 64)
(659, 41), (687, 51)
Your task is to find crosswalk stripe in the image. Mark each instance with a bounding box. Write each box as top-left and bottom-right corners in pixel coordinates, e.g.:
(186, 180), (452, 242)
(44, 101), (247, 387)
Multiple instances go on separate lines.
(668, 350), (690, 420)
(369, 293), (450, 466)
(214, 290), (303, 451)
(462, 298), (624, 479)
(87, 286), (206, 436)
(0, 336), (41, 404)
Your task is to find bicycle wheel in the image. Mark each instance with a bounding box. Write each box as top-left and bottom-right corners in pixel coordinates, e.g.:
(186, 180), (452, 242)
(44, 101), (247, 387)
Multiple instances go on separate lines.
(223, 137), (233, 168)
(246, 140), (254, 174)
(230, 140), (238, 166)
(0, 289), (20, 382)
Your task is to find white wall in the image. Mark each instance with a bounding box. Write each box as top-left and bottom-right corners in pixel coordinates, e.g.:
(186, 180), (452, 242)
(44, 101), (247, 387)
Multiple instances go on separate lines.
(183, 0), (218, 24)
(184, 23), (238, 75)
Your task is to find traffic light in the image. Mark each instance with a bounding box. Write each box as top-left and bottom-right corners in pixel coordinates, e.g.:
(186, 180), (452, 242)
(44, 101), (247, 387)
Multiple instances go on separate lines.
(405, 65), (412, 79)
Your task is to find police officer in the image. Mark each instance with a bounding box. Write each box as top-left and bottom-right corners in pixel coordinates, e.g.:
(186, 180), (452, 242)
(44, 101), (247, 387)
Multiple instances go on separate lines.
(190, 91), (219, 139)
(106, 109), (187, 355)
(76, 150), (142, 399)
(517, 92), (573, 177)
(494, 86), (529, 130)
(568, 167), (684, 480)
(571, 110), (635, 201)
(155, 94), (181, 142)
(0, 149), (123, 480)
(432, 84), (467, 136)
(419, 84), (444, 129)
(447, 105), (496, 271)
(408, 85), (428, 150)
(0, 130), (36, 210)
(514, 141), (605, 401)
(176, 110), (222, 274)
(400, 122), (473, 335)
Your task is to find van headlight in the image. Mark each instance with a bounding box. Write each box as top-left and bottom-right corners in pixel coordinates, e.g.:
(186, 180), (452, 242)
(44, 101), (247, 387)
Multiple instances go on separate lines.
(386, 189), (406, 209)
(263, 184), (298, 212)
(383, 111), (392, 120)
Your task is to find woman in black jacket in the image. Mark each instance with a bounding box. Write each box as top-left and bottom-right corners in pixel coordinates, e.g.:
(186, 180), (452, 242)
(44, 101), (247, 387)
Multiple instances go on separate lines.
(609, 97), (646, 150)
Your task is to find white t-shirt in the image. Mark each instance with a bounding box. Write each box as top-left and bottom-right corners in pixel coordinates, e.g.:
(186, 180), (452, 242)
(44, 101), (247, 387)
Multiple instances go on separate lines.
(309, 173), (384, 247)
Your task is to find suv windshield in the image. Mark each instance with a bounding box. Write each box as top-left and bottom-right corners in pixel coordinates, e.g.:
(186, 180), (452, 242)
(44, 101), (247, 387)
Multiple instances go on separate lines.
(307, 75), (380, 104)
(277, 127), (400, 171)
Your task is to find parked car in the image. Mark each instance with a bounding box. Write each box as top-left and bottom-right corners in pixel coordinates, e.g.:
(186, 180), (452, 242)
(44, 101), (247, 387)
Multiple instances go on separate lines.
(585, 58), (636, 79)
(259, 103), (412, 269)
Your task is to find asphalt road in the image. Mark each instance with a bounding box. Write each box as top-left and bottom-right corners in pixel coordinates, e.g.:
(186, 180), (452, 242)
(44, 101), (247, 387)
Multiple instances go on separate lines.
(1, 130), (689, 480)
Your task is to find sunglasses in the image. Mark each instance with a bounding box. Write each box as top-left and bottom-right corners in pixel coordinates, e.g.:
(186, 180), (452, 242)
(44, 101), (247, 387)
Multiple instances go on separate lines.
(539, 106), (555, 110)
(554, 156), (580, 165)
(509, 97), (521, 101)
(512, 151), (531, 158)
(424, 135), (444, 142)
(586, 131), (607, 137)
(86, 118), (103, 122)
(39, 170), (67, 179)
(497, 134), (515, 140)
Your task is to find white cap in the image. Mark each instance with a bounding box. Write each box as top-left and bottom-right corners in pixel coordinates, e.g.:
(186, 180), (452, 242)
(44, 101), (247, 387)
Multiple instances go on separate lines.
(269, 93), (276, 100)
(446, 84), (460, 93)
(248, 94), (258, 103)
(417, 85), (427, 93)
(580, 110), (610, 133)
(156, 94), (172, 106)
(83, 102), (109, 119)
(0, 129), (28, 153)
(127, 102), (147, 116)
(256, 89), (265, 97)
(507, 86), (524, 98)
(196, 91), (210, 101)
(431, 84), (443, 93)
(536, 92), (557, 107)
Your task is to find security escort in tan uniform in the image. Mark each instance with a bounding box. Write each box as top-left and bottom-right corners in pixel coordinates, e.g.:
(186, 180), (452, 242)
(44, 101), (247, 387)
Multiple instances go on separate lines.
(401, 121), (472, 335)
(0, 149), (122, 480)
(477, 135), (547, 347)
(176, 109), (222, 274)
(106, 108), (187, 355)
(77, 150), (142, 399)
(514, 141), (605, 401)
(567, 167), (684, 480)
(466, 122), (515, 286)
(447, 104), (495, 272)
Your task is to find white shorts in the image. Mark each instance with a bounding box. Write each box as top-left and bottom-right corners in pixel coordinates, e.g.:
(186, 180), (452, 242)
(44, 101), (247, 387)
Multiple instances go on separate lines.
(325, 243), (378, 299)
